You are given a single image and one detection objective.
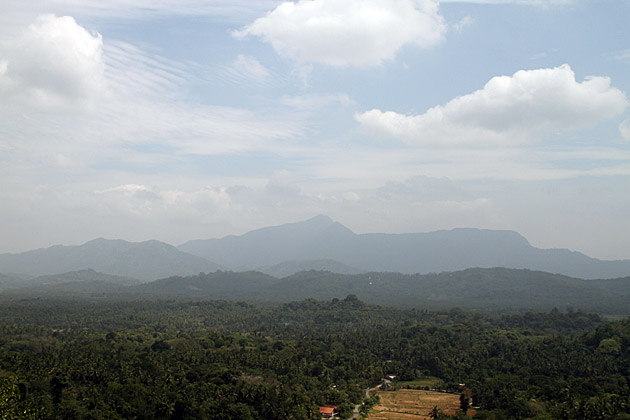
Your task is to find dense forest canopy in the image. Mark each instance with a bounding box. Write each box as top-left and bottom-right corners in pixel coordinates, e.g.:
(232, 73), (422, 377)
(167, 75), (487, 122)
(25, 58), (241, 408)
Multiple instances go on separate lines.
(0, 298), (628, 419)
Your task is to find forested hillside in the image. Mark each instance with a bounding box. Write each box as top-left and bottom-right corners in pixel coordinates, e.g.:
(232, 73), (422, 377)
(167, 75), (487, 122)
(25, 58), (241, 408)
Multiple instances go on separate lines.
(116, 268), (630, 314)
(4, 267), (630, 314)
(0, 298), (628, 419)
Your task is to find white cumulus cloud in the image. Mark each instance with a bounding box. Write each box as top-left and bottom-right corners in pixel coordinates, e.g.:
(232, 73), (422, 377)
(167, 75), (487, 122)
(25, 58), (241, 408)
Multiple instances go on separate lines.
(0, 14), (105, 109)
(234, 0), (446, 68)
(355, 65), (628, 147)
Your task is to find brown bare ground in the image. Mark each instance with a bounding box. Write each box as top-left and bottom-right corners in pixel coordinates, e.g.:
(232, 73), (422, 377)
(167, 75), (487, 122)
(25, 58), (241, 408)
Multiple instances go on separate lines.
(365, 389), (474, 420)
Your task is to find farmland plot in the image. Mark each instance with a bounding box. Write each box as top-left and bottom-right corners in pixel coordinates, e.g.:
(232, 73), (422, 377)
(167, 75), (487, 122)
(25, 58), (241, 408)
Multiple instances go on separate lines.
(366, 389), (466, 420)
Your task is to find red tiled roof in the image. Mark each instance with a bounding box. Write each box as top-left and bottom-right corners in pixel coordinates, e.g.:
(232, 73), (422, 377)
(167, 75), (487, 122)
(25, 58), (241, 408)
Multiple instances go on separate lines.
(319, 405), (337, 414)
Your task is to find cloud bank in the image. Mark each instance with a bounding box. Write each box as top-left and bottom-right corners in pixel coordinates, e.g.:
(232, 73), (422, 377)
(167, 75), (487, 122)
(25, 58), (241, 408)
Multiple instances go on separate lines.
(235, 0), (446, 67)
(355, 65), (628, 147)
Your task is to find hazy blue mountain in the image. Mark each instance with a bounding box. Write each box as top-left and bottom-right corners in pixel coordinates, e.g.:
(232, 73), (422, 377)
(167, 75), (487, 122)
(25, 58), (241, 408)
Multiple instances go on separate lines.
(129, 271), (279, 299)
(0, 273), (32, 291)
(3, 269), (141, 297)
(4, 216), (630, 282)
(0, 239), (223, 281)
(179, 215), (355, 269)
(256, 259), (364, 278)
(179, 215), (630, 279)
(26, 269), (140, 287)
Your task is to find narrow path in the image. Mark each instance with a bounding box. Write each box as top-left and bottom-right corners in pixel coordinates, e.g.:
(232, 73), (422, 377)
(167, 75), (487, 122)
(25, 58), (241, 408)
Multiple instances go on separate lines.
(352, 383), (383, 419)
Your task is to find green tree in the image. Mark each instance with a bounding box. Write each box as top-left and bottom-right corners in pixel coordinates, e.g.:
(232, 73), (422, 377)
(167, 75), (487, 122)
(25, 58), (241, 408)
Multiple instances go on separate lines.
(460, 392), (470, 414)
(0, 376), (45, 420)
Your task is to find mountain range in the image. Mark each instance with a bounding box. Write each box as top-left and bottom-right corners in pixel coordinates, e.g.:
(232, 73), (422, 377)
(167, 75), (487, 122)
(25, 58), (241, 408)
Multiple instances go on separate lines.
(2, 215), (630, 282)
(178, 215), (630, 279)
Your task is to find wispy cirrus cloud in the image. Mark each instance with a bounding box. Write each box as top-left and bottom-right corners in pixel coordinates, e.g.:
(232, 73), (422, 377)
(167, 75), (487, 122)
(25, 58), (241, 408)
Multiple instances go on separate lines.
(612, 49), (630, 64)
(2, 0), (281, 23)
(0, 13), (307, 175)
(452, 16), (474, 33)
(212, 54), (276, 89)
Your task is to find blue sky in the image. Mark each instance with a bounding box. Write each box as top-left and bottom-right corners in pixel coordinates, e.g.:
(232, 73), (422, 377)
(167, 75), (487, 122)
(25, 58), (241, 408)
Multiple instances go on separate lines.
(1, 0), (629, 260)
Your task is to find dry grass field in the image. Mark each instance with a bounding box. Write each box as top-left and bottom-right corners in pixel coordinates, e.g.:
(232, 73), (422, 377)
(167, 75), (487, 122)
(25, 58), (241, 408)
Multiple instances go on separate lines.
(365, 389), (473, 420)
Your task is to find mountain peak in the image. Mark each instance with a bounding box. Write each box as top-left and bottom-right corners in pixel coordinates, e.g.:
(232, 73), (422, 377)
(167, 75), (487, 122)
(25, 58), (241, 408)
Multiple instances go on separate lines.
(242, 215), (353, 238)
(304, 214), (334, 225)
(178, 215), (356, 268)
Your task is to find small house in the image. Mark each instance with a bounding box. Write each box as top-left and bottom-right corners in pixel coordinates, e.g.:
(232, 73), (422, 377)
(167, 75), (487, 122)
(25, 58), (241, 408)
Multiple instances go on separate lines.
(319, 405), (338, 419)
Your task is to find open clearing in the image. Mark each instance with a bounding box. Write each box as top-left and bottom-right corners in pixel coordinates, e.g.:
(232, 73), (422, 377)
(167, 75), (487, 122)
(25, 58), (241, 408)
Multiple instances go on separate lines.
(366, 389), (470, 420)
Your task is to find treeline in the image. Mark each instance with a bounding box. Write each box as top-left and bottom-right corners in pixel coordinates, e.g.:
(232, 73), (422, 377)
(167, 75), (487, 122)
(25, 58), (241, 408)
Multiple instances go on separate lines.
(0, 297), (628, 419)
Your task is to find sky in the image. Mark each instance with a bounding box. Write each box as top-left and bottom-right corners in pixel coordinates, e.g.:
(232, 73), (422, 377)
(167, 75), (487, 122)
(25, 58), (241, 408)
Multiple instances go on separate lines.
(1, 0), (629, 260)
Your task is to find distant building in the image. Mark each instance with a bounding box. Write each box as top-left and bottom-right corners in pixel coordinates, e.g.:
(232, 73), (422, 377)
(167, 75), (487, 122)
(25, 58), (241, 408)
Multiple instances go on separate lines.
(319, 405), (338, 419)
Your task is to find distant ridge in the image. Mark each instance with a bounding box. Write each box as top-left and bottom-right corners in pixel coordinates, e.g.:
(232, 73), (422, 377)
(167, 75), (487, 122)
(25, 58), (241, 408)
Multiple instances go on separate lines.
(256, 259), (364, 278)
(3, 269), (142, 297)
(0, 273), (30, 291)
(130, 271), (279, 299)
(26, 269), (140, 287)
(179, 215), (630, 279)
(99, 267), (630, 314)
(0, 239), (223, 281)
(252, 268), (630, 312)
(3, 264), (630, 314)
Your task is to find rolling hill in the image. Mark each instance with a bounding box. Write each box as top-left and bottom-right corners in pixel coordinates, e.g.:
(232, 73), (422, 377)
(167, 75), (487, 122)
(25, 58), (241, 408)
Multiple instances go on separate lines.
(108, 267), (630, 314)
(26, 268), (140, 288)
(254, 268), (630, 313)
(3, 269), (141, 298)
(129, 270), (280, 300)
(256, 259), (364, 278)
